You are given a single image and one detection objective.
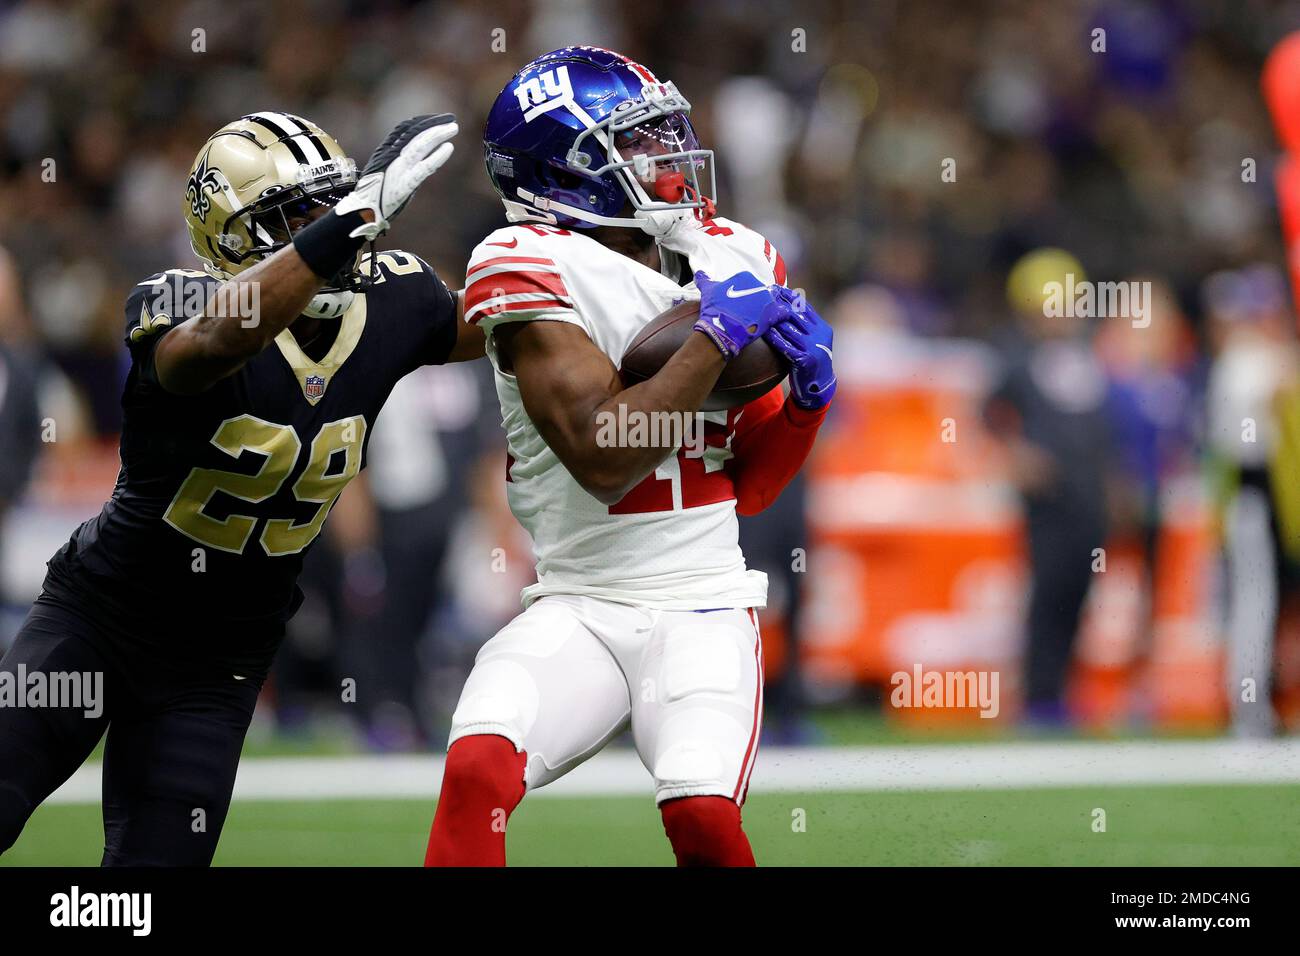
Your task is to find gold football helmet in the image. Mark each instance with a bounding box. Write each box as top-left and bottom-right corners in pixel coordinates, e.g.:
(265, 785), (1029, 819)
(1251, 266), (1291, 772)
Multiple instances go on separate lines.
(183, 111), (361, 318)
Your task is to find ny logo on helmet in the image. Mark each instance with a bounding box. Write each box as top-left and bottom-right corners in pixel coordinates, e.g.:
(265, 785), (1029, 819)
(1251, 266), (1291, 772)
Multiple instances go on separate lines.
(187, 150), (225, 224)
(514, 66), (574, 122)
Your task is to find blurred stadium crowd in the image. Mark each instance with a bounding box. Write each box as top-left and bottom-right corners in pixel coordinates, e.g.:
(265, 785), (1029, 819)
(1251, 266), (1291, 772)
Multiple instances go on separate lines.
(0, 0), (1297, 748)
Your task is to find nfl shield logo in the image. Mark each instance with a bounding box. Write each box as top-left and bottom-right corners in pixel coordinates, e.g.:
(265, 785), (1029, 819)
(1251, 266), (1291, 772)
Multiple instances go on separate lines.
(304, 375), (326, 401)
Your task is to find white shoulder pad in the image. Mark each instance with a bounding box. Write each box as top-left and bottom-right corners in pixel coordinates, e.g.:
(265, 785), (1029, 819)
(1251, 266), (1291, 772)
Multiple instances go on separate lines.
(463, 225), (583, 336)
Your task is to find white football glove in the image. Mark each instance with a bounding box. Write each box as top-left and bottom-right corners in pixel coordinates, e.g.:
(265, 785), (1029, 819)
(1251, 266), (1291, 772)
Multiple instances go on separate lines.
(635, 205), (696, 239)
(642, 210), (763, 286)
(333, 114), (458, 240)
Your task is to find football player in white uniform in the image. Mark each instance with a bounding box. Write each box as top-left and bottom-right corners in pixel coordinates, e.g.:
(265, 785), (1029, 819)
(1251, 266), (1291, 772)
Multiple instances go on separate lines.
(426, 47), (836, 866)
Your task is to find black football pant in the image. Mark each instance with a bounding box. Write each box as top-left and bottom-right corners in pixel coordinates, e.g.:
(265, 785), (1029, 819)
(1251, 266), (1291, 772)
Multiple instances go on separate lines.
(0, 596), (264, 865)
(1023, 511), (1105, 709)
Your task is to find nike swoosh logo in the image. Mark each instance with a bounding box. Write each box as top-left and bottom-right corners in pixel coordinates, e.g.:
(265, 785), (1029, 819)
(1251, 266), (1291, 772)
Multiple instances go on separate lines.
(233, 675), (247, 681)
(487, 238), (519, 248)
(725, 285), (767, 298)
(816, 344), (833, 359)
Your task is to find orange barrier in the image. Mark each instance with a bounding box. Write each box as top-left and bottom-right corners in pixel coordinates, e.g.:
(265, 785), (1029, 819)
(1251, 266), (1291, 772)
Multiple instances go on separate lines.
(26, 439), (122, 507)
(802, 350), (1229, 729)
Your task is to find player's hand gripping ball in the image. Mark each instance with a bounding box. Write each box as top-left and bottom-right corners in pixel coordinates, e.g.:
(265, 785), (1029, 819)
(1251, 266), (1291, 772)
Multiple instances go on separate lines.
(763, 288), (836, 409)
(692, 269), (791, 359)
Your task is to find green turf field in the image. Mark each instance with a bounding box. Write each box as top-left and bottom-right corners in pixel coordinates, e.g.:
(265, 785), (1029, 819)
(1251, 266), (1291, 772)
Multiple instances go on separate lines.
(5, 784), (1297, 866)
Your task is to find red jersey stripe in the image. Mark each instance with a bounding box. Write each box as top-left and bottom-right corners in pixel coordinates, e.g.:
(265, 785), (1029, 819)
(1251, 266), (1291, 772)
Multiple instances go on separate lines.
(733, 610), (764, 804)
(465, 270), (569, 312)
(467, 255), (556, 278)
(466, 296), (571, 324)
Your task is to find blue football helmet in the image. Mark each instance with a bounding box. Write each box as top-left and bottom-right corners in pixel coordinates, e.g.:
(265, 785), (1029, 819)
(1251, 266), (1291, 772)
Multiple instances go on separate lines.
(483, 46), (716, 229)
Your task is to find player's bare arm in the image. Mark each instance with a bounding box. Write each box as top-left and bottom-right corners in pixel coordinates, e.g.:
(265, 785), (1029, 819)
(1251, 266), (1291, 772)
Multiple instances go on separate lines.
(497, 267), (794, 504)
(155, 114), (459, 394)
(445, 292), (486, 362)
(496, 318), (725, 504)
(153, 234), (359, 393)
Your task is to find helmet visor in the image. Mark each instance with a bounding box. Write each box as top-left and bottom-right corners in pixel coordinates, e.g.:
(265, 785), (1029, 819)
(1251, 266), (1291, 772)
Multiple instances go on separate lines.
(614, 113), (702, 166)
(239, 184), (365, 291)
(247, 185), (354, 248)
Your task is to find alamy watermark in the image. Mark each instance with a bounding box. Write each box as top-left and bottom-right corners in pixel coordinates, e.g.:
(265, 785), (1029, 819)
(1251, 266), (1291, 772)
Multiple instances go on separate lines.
(0, 665), (103, 718)
(595, 404), (707, 457)
(50, 886), (150, 936)
(1043, 274), (1151, 328)
(140, 274), (261, 330)
(889, 664), (1000, 718)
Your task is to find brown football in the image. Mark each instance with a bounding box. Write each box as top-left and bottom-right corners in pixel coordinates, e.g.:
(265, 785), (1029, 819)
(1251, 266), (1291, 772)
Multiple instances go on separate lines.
(619, 300), (789, 411)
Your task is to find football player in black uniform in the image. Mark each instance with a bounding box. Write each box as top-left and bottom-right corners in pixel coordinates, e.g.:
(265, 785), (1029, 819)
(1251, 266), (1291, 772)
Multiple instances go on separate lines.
(0, 110), (479, 864)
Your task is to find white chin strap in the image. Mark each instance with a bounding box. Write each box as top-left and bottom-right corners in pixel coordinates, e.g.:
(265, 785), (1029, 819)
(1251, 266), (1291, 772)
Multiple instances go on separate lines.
(514, 188), (643, 228)
(512, 154), (711, 232)
(304, 290), (353, 319)
(634, 206), (695, 238)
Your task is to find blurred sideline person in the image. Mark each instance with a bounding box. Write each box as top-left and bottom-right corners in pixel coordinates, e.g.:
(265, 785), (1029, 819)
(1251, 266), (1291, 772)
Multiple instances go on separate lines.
(1094, 277), (1200, 716)
(984, 249), (1111, 726)
(1205, 266), (1299, 737)
(0, 248), (43, 598)
(0, 111), (481, 865)
(738, 469), (814, 744)
(335, 361), (497, 749)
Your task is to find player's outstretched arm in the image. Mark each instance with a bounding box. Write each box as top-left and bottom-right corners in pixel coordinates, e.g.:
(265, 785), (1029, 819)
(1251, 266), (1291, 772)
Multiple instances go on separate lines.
(153, 236), (353, 394)
(155, 114), (458, 394)
(497, 319), (725, 505)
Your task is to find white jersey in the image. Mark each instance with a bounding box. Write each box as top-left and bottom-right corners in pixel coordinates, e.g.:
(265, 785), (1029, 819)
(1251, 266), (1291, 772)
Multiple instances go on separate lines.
(463, 216), (787, 610)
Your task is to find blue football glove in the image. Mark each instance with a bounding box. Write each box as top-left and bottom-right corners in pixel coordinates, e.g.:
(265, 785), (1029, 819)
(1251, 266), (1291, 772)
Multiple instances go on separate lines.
(693, 270), (788, 359)
(763, 289), (836, 409)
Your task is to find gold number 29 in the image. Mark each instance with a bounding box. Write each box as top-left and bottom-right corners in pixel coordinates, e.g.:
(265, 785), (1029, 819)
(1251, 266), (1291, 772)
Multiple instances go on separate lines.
(163, 413), (366, 556)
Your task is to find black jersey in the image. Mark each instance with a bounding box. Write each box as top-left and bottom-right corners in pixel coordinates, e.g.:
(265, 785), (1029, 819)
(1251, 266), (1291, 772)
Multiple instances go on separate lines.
(43, 250), (458, 670)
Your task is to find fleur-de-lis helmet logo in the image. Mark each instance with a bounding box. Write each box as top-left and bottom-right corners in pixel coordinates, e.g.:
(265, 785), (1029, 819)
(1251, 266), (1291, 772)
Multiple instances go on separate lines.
(187, 150), (224, 223)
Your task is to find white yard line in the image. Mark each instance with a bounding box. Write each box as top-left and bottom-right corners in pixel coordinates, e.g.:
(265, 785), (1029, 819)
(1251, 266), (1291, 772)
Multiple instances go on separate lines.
(44, 739), (1300, 805)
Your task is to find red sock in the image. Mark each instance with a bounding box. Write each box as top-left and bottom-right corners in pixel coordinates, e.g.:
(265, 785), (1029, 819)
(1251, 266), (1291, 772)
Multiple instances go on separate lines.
(660, 795), (756, 867)
(425, 735), (526, 867)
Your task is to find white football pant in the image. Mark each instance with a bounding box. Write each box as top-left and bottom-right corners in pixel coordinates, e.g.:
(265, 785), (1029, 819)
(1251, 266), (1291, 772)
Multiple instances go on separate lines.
(448, 594), (764, 804)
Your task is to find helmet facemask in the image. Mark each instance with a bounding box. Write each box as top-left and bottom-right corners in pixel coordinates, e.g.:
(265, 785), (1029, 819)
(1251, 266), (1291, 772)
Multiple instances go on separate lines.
(218, 159), (368, 318)
(611, 112), (716, 219)
(559, 82), (716, 228)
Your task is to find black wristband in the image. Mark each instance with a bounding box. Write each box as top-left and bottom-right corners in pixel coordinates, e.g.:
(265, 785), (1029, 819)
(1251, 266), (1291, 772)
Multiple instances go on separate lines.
(292, 210), (367, 280)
